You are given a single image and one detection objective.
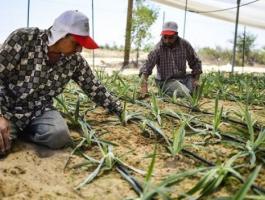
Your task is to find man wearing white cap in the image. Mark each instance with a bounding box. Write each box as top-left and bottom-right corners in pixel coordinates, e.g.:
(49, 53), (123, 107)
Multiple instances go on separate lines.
(139, 21), (202, 98)
(0, 10), (122, 156)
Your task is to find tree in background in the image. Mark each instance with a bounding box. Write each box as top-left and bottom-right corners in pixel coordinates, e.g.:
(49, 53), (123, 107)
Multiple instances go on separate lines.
(198, 46), (232, 65)
(131, 0), (158, 67)
(123, 0), (134, 69)
(236, 31), (256, 66)
(253, 47), (265, 65)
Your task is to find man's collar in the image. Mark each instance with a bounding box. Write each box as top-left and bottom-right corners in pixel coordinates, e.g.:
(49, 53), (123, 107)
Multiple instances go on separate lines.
(40, 30), (49, 55)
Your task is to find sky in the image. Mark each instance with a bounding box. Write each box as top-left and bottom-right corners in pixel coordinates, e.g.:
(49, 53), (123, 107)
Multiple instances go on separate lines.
(0, 0), (265, 50)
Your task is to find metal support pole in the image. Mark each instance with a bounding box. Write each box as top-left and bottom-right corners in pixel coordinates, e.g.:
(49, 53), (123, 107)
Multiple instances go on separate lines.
(162, 11), (165, 26)
(27, 0), (30, 27)
(231, 0), (241, 73)
(183, 0), (188, 38)
(92, 0), (95, 69)
(242, 26), (246, 67)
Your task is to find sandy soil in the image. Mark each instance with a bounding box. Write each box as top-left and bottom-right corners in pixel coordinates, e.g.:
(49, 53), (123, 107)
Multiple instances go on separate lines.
(0, 106), (198, 200)
(1, 49), (265, 200)
(0, 143), (80, 200)
(1, 99), (265, 199)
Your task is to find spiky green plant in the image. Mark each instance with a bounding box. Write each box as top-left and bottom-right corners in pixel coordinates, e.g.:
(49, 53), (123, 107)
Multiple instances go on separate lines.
(120, 101), (144, 125)
(207, 95), (223, 140)
(184, 78), (206, 111)
(186, 154), (242, 199)
(201, 72), (265, 106)
(230, 105), (265, 167)
(213, 95), (223, 131)
(140, 119), (171, 146)
(54, 95), (80, 127)
(231, 165), (261, 200)
(131, 146), (172, 200)
(150, 93), (162, 125)
(167, 119), (188, 157)
(75, 143), (146, 190)
(132, 154), (208, 200)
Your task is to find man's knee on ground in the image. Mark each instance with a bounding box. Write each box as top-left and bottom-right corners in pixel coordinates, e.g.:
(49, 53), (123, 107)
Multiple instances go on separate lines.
(31, 124), (72, 149)
(164, 87), (190, 98)
(46, 126), (72, 149)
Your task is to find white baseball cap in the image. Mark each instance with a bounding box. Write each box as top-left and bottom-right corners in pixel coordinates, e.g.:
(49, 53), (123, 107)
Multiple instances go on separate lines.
(48, 10), (98, 49)
(161, 21), (178, 35)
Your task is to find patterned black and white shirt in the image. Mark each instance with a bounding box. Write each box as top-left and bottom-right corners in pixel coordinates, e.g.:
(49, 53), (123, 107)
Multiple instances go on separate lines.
(140, 37), (202, 81)
(0, 28), (122, 130)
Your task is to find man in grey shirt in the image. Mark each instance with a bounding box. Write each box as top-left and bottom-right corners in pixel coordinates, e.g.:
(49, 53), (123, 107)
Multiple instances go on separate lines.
(139, 21), (202, 98)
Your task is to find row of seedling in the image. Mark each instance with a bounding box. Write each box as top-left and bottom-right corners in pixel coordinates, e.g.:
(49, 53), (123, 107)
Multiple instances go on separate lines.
(53, 70), (265, 199)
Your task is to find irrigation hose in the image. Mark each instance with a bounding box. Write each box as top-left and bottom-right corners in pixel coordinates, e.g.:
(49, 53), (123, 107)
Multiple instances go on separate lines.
(116, 164), (143, 196)
(166, 100), (263, 132)
(181, 149), (214, 167)
(171, 140), (265, 194)
(122, 96), (265, 194)
(133, 116), (265, 195)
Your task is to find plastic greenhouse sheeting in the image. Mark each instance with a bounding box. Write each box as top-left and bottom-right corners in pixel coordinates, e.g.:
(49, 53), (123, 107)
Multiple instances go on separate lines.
(151, 0), (265, 29)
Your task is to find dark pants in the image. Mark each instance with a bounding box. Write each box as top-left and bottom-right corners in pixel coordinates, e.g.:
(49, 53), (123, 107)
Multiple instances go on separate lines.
(156, 74), (194, 97)
(11, 110), (72, 149)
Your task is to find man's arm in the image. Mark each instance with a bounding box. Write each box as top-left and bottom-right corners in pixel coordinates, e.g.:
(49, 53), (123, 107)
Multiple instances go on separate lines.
(138, 47), (159, 98)
(139, 74), (149, 99)
(0, 29), (25, 154)
(185, 41), (202, 87)
(72, 55), (122, 116)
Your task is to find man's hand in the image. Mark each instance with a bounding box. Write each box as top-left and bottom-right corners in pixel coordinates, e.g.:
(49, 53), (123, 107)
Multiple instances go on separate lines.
(191, 73), (201, 90)
(0, 116), (11, 155)
(138, 75), (149, 99)
(192, 79), (200, 90)
(139, 81), (148, 99)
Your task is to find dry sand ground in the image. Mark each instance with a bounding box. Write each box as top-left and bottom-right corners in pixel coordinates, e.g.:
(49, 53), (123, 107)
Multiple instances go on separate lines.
(1, 49), (265, 200)
(1, 100), (265, 200)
